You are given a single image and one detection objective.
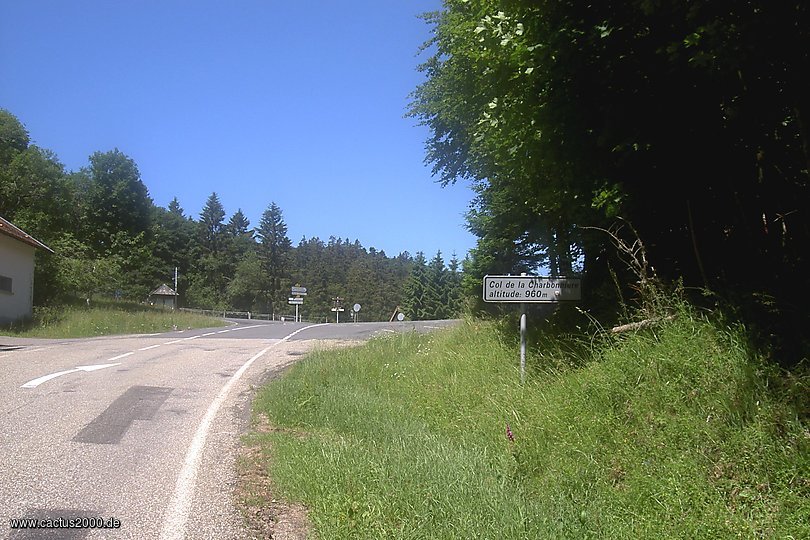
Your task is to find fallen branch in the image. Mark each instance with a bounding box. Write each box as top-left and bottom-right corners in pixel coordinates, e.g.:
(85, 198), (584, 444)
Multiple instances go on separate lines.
(610, 315), (676, 334)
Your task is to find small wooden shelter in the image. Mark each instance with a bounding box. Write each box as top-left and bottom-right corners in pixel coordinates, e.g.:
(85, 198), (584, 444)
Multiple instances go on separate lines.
(148, 284), (178, 309)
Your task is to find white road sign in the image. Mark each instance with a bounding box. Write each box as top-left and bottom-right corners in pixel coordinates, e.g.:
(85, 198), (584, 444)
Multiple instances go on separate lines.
(483, 275), (581, 303)
(291, 286), (307, 296)
(288, 297), (304, 305)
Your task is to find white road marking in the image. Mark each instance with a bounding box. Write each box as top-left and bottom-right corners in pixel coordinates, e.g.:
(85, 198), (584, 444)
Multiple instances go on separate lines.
(215, 330), (230, 334)
(107, 352), (134, 362)
(75, 363), (122, 372)
(21, 369), (79, 389)
(20, 363), (122, 388)
(183, 335), (200, 341)
(228, 325), (261, 332)
(165, 339), (184, 345)
(138, 344), (162, 351)
(201, 332), (216, 337)
(159, 323), (327, 540)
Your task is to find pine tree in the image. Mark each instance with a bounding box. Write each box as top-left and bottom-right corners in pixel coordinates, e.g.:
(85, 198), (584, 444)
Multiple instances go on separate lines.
(256, 202), (292, 314)
(425, 250), (448, 320)
(225, 208), (254, 262)
(447, 252), (464, 316)
(167, 197), (184, 217)
(199, 192), (225, 254)
(403, 252), (428, 320)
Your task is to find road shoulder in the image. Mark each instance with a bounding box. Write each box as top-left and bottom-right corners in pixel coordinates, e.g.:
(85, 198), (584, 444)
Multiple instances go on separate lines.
(233, 339), (364, 539)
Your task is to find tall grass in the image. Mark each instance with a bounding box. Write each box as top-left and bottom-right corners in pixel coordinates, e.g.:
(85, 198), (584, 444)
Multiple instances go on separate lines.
(248, 309), (809, 538)
(0, 300), (225, 338)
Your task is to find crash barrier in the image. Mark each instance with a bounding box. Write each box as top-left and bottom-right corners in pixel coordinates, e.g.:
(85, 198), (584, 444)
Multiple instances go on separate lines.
(178, 308), (327, 323)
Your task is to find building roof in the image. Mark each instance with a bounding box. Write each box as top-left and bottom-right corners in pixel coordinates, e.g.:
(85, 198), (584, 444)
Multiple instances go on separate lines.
(0, 216), (54, 253)
(150, 284), (178, 296)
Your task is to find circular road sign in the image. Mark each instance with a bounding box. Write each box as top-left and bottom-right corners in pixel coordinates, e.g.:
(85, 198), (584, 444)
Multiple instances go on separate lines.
(353, 303), (361, 313)
(397, 312), (405, 321)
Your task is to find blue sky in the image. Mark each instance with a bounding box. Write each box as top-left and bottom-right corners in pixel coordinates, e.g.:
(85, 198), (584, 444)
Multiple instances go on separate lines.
(0, 1), (477, 260)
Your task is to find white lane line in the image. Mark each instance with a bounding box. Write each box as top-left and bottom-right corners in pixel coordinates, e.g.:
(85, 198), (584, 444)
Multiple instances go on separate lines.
(183, 335), (200, 341)
(20, 363), (122, 389)
(215, 330), (230, 334)
(165, 339), (184, 345)
(200, 332), (216, 337)
(76, 362), (122, 372)
(108, 352), (134, 362)
(139, 344), (162, 351)
(228, 325), (261, 332)
(159, 323), (328, 540)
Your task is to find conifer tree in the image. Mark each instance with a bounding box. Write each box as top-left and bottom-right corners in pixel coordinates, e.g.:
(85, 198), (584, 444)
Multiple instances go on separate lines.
(256, 202), (292, 314)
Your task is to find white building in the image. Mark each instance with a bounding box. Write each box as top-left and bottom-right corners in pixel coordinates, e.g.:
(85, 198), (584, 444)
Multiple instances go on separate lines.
(0, 216), (53, 324)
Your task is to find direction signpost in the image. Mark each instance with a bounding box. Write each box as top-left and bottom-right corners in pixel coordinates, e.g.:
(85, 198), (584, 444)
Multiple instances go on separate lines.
(483, 274), (582, 383)
(288, 285), (307, 322)
(331, 297), (344, 323)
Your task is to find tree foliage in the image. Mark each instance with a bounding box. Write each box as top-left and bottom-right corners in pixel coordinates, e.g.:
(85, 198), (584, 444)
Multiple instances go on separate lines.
(410, 1), (810, 361)
(0, 109), (463, 321)
(83, 149), (151, 254)
(402, 250), (464, 320)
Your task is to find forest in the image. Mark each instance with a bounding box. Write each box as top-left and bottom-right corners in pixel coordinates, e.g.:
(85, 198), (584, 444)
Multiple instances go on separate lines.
(0, 109), (464, 322)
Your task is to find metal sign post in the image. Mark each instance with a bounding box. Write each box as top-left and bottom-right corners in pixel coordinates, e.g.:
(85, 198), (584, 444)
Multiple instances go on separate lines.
(483, 274), (581, 383)
(520, 302), (527, 384)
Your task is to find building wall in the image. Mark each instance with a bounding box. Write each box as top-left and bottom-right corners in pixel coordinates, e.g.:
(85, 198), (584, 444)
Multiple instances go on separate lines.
(0, 233), (36, 324)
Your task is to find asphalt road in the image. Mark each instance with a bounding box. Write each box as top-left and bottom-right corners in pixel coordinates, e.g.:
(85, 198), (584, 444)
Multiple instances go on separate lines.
(0, 319), (457, 539)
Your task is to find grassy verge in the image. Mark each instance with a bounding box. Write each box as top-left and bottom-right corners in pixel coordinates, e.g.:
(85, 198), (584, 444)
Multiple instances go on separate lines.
(0, 300), (226, 338)
(245, 309), (809, 538)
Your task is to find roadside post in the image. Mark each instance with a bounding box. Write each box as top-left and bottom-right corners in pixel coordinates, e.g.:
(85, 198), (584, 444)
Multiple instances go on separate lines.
(483, 274), (581, 383)
(520, 301), (527, 384)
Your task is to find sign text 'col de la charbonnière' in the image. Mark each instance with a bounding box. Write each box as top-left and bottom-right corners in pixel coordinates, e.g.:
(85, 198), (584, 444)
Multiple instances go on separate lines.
(483, 275), (582, 303)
